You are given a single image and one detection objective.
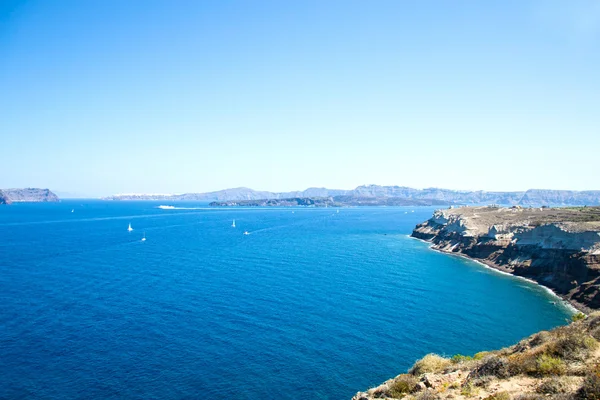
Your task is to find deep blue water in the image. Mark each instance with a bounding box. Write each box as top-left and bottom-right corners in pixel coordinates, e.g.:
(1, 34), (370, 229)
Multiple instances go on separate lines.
(0, 201), (573, 399)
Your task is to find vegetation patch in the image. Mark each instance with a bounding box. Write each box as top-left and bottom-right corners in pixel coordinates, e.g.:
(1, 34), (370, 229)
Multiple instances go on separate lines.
(483, 391), (510, 400)
(537, 377), (573, 394)
(409, 354), (452, 375)
(388, 374), (420, 398)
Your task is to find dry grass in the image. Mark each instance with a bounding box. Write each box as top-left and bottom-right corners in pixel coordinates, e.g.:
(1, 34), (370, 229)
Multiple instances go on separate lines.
(409, 354), (452, 376)
(387, 374), (420, 398)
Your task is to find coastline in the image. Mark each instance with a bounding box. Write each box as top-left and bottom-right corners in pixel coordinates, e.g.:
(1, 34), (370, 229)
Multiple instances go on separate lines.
(408, 234), (583, 315)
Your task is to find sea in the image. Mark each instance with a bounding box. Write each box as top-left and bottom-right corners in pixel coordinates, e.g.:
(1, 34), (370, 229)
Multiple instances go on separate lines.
(0, 201), (574, 399)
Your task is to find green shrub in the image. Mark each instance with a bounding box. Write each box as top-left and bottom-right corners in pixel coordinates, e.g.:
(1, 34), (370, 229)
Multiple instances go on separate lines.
(483, 391), (511, 400)
(548, 333), (598, 361)
(409, 354), (452, 375)
(536, 354), (566, 376)
(452, 354), (473, 363)
(508, 352), (540, 376)
(537, 377), (572, 394)
(572, 313), (586, 322)
(474, 351), (490, 360)
(388, 374), (420, 398)
(461, 383), (478, 397)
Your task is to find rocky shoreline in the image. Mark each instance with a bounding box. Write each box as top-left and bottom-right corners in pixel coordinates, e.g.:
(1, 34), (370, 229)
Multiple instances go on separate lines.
(411, 206), (600, 312)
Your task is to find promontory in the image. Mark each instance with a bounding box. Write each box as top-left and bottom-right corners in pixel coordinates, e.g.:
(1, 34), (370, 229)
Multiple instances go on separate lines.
(0, 188), (59, 203)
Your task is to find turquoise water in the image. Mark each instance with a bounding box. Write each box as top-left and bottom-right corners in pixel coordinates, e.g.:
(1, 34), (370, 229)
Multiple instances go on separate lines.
(0, 201), (573, 399)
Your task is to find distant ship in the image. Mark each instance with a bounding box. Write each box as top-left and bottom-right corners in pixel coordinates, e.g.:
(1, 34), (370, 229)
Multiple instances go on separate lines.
(128, 223), (133, 232)
(141, 232), (146, 241)
(243, 231), (249, 235)
(232, 219), (236, 228)
(71, 209), (74, 213)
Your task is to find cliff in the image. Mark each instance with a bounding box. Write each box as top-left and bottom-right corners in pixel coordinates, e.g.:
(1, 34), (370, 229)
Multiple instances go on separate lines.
(353, 313), (600, 400)
(411, 206), (600, 311)
(1, 188), (59, 203)
(103, 186), (600, 206)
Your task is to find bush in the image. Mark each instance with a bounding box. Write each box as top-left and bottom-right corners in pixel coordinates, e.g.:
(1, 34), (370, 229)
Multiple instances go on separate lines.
(572, 313), (586, 322)
(591, 326), (600, 342)
(452, 354), (473, 363)
(548, 333), (598, 361)
(577, 365), (600, 400)
(472, 356), (511, 379)
(474, 351), (490, 360)
(530, 331), (552, 347)
(388, 374), (420, 398)
(461, 383), (478, 397)
(536, 355), (566, 376)
(483, 391), (511, 400)
(415, 389), (439, 400)
(537, 377), (572, 394)
(409, 354), (452, 375)
(508, 352), (540, 376)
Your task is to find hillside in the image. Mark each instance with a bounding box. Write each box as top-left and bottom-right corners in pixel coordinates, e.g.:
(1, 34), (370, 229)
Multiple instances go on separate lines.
(354, 313), (600, 400)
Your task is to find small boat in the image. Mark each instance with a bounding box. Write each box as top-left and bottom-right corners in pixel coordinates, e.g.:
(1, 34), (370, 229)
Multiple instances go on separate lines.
(141, 232), (146, 242)
(243, 231), (250, 235)
(232, 219), (236, 228)
(128, 223), (133, 232)
(336, 209), (339, 214)
(71, 209), (74, 213)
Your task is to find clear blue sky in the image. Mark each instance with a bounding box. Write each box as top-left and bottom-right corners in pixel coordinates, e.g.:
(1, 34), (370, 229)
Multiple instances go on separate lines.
(1, 0), (599, 197)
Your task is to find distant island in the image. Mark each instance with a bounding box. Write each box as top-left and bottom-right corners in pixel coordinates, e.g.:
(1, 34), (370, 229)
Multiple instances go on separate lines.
(209, 196), (452, 207)
(0, 188), (59, 204)
(103, 185), (600, 206)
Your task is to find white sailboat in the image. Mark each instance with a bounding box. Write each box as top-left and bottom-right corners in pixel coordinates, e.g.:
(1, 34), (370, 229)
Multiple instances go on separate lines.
(71, 209), (74, 213)
(232, 219), (236, 228)
(141, 232), (146, 241)
(243, 231), (250, 235)
(128, 223), (133, 232)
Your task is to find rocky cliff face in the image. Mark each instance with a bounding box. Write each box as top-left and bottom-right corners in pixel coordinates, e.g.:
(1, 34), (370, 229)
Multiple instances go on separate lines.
(412, 206), (600, 311)
(2, 188), (59, 202)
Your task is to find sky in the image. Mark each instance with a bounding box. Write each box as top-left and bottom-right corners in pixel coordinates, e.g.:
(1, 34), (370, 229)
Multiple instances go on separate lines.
(1, 0), (599, 197)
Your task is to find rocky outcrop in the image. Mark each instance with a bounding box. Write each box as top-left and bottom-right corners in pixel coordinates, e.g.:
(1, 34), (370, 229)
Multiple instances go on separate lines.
(412, 206), (600, 311)
(1, 188), (59, 203)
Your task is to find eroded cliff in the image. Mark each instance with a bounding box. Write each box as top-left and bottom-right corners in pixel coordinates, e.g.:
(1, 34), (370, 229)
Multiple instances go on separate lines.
(412, 206), (600, 311)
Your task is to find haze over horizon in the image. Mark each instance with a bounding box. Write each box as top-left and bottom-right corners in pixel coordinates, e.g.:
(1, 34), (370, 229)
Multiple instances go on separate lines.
(2, 1), (599, 197)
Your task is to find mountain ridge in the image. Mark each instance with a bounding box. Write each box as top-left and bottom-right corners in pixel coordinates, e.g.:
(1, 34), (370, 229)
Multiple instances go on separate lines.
(102, 185), (600, 206)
